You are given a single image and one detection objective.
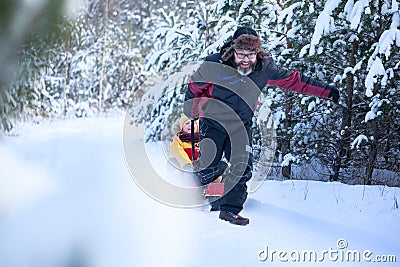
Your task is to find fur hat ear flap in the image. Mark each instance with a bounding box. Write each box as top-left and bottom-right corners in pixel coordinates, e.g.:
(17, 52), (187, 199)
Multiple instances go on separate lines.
(221, 46), (235, 62)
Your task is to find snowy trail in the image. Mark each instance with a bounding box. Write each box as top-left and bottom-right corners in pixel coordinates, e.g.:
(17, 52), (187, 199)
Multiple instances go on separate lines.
(186, 197), (399, 267)
(0, 116), (399, 267)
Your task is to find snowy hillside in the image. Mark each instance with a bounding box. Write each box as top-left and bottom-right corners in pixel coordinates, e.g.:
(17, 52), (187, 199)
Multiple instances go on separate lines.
(0, 115), (399, 267)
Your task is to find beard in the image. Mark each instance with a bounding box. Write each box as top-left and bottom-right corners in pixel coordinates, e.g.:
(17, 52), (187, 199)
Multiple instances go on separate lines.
(235, 61), (256, 76)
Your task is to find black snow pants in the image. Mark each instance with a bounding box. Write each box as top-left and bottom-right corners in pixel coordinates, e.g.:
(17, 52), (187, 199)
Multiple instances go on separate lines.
(196, 118), (253, 214)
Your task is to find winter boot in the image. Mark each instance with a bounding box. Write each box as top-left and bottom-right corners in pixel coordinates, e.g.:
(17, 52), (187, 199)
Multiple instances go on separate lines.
(219, 211), (249, 225)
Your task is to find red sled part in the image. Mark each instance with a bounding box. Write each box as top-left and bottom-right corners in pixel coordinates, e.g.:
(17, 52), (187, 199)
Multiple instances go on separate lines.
(204, 183), (224, 197)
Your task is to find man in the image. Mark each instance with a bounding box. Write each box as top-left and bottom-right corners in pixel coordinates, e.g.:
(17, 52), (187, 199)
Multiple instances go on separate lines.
(184, 27), (339, 225)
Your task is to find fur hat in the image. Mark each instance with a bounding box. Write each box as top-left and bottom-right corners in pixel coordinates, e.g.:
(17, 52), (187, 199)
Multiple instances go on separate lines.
(221, 27), (269, 62)
(233, 34), (262, 52)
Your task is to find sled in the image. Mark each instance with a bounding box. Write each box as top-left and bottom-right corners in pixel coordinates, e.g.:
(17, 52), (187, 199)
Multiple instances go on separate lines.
(204, 182), (224, 197)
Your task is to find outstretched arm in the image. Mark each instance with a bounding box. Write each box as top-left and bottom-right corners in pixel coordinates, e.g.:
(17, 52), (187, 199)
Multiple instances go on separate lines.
(265, 59), (340, 103)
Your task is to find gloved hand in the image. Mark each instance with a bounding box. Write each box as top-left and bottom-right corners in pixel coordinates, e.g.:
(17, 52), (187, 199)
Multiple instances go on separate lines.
(328, 86), (340, 103)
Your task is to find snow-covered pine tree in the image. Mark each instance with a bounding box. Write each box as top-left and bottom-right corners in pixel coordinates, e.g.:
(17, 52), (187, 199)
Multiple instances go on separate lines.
(7, 0), (148, 119)
(131, 0), (226, 142)
(0, 89), (15, 132)
(283, 0), (344, 181)
(346, 0), (400, 185)
(64, 0), (147, 115)
(263, 0), (304, 179)
(0, 0), (67, 131)
(289, 0), (400, 185)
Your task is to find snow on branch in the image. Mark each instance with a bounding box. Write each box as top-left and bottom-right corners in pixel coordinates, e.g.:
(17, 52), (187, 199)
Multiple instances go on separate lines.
(309, 0), (341, 56)
(363, 2), (399, 98)
(351, 134), (368, 149)
(217, 0), (227, 14)
(365, 57), (387, 97)
(348, 0), (371, 30)
(364, 95), (389, 122)
(382, 0), (399, 15)
(281, 153), (297, 167)
(277, 2), (301, 25)
(202, 17), (235, 58)
(238, 0), (252, 18)
(377, 11), (400, 60)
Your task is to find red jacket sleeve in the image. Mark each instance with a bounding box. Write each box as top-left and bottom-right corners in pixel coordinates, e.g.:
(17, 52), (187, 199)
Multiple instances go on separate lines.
(267, 71), (331, 99)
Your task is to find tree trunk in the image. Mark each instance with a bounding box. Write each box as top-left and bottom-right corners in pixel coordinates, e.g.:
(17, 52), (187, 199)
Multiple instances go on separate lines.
(281, 91), (292, 179)
(99, 0), (109, 111)
(364, 1), (386, 185)
(63, 32), (71, 117)
(365, 84), (380, 185)
(280, 23), (293, 179)
(365, 125), (378, 185)
(331, 40), (357, 181)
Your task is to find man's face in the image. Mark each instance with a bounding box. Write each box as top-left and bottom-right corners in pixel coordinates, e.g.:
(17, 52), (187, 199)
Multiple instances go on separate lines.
(233, 49), (257, 74)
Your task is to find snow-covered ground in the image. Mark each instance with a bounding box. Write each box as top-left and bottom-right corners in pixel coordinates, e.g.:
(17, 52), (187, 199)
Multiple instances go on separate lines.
(0, 115), (399, 267)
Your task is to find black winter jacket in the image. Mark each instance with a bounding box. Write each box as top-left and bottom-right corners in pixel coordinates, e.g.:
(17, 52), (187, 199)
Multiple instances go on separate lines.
(184, 52), (335, 129)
